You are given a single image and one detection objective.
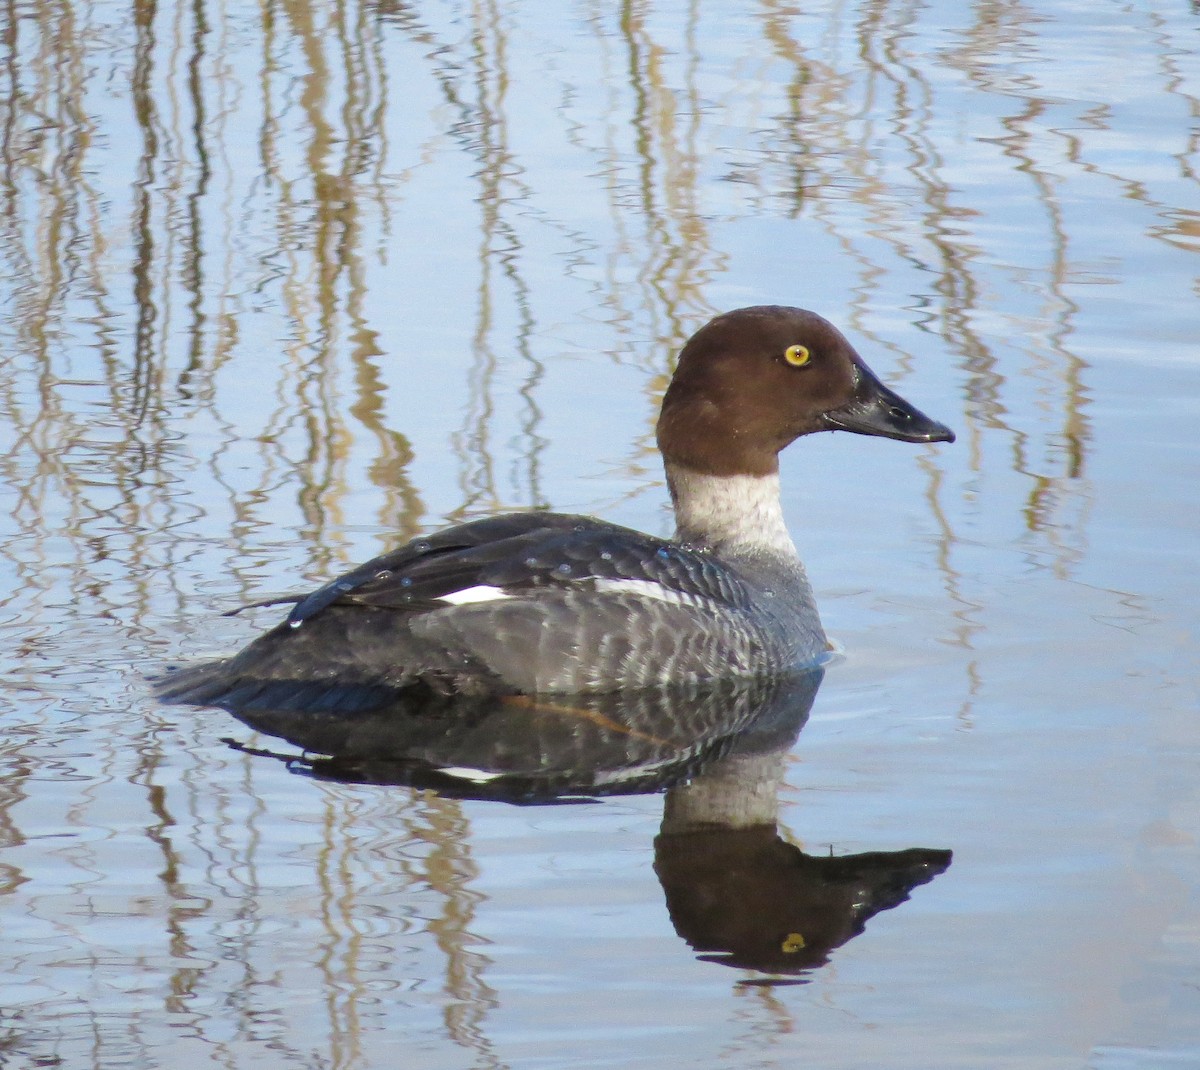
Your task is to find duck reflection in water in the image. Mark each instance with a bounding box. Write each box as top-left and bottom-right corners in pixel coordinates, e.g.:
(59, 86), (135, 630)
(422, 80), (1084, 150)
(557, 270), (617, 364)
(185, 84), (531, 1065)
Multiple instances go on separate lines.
(198, 666), (950, 979)
(653, 692), (951, 977)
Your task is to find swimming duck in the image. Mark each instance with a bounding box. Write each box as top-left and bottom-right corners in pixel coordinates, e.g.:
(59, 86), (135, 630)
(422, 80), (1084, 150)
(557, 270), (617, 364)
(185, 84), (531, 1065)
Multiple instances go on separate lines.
(157, 306), (953, 710)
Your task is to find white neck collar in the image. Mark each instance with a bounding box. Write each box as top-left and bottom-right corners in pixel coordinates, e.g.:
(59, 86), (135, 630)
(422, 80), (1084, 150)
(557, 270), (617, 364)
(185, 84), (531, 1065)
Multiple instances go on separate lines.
(665, 463), (798, 559)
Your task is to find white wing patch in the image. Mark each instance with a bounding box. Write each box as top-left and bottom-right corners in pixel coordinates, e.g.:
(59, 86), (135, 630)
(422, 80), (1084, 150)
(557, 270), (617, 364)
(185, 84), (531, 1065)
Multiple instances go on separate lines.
(436, 584), (513, 606)
(436, 578), (697, 608)
(437, 766), (505, 783)
(592, 578), (694, 606)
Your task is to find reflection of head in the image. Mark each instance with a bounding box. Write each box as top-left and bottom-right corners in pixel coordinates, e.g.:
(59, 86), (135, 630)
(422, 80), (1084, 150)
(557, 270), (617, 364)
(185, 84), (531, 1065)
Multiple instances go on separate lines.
(654, 826), (951, 974)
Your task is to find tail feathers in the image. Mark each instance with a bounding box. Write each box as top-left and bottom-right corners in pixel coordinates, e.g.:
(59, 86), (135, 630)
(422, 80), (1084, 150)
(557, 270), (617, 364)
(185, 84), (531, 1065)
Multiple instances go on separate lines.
(153, 660), (239, 706)
(153, 659), (461, 715)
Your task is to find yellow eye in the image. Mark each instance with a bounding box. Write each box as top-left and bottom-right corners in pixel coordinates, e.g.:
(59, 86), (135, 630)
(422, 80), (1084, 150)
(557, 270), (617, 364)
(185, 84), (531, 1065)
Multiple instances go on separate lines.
(784, 344), (811, 367)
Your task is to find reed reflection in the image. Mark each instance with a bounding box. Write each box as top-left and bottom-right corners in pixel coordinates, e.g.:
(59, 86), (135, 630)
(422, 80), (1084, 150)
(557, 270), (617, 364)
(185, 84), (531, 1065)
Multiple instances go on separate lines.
(0, 0), (418, 605)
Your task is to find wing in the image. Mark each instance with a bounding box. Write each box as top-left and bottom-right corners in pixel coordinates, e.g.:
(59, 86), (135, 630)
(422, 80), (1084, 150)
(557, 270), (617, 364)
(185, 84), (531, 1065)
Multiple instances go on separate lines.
(282, 512), (604, 623)
(288, 511), (756, 623)
(281, 511), (786, 693)
(162, 511), (816, 705)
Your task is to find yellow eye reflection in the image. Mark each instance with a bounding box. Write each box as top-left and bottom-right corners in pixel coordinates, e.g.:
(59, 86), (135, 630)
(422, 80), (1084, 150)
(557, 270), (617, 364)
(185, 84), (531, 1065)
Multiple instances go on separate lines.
(783, 344), (811, 367)
(780, 932), (807, 953)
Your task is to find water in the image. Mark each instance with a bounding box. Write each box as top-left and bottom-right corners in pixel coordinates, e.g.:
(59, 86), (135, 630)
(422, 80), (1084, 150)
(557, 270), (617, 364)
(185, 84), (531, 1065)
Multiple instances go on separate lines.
(1, 1), (1197, 1067)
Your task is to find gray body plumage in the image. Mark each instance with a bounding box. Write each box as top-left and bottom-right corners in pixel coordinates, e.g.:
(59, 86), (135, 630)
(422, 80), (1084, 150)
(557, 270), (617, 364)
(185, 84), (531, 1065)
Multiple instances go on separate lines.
(158, 509), (827, 710)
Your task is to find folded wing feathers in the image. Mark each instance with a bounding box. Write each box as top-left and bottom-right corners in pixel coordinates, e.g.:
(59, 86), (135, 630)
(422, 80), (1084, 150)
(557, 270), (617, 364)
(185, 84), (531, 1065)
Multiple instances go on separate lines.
(287, 512), (753, 624)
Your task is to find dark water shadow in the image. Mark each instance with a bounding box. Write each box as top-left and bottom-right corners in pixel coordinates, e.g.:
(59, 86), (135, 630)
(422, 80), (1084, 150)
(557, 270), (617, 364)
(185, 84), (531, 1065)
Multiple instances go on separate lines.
(206, 666), (951, 978)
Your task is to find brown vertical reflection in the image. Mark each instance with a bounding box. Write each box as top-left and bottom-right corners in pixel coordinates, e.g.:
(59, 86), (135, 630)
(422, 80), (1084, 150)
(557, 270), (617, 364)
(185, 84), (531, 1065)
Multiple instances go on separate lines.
(182, 0), (212, 381)
(344, 3), (422, 535)
(0, 0), (190, 639)
(0, 749), (31, 904)
(417, 796), (503, 1069)
(226, 0), (423, 577)
(942, 1), (1095, 575)
(314, 791), (367, 1070)
(845, 0), (995, 393)
(186, 748), (318, 1067)
(446, 0), (545, 517)
(607, 0), (719, 354)
(1, 0), (111, 410)
(374, 0), (560, 518)
(138, 761), (208, 1016)
(758, 1), (816, 219)
(566, 0), (726, 506)
(997, 98), (1091, 574)
(277, 0), (357, 568)
(844, 0), (987, 685)
(132, 0), (163, 429)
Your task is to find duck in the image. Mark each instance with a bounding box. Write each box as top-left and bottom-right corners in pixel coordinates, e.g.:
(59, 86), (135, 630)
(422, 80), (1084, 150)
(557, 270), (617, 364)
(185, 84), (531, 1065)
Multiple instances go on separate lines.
(156, 305), (954, 712)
